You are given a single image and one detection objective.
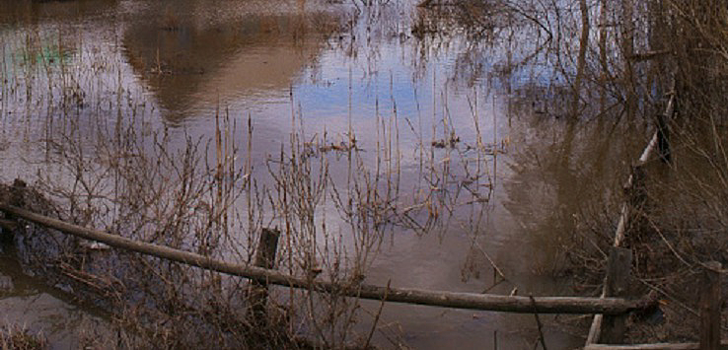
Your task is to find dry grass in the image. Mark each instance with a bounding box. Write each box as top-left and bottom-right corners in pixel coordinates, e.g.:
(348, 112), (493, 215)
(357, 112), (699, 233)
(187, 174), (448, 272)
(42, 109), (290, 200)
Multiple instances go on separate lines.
(0, 324), (47, 350)
(411, 0), (728, 343)
(15, 0), (722, 347)
(0, 30), (499, 348)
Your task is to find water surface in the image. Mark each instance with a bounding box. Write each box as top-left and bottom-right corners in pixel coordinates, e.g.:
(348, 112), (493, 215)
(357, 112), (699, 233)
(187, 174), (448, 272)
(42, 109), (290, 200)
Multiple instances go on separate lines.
(0, 0), (646, 348)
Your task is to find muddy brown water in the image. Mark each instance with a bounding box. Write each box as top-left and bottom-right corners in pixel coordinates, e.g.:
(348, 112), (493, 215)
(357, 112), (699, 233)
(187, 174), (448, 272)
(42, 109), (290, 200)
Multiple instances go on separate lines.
(0, 0), (652, 348)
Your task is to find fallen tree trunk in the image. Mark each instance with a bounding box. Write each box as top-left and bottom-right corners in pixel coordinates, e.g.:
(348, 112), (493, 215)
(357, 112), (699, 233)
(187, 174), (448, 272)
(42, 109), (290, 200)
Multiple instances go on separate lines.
(0, 202), (650, 315)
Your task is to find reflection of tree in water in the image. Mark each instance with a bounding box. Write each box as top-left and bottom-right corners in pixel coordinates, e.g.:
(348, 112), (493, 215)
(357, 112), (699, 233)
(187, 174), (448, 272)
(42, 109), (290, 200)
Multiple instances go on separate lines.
(0, 0), (118, 68)
(121, 1), (346, 122)
(502, 103), (641, 272)
(409, 0), (675, 109)
(0, 0), (119, 25)
(409, 1), (540, 89)
(406, 3), (704, 301)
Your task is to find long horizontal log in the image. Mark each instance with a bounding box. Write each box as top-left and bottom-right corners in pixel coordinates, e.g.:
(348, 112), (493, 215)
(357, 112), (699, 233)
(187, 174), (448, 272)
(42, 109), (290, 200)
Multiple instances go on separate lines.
(0, 203), (649, 315)
(585, 341), (728, 350)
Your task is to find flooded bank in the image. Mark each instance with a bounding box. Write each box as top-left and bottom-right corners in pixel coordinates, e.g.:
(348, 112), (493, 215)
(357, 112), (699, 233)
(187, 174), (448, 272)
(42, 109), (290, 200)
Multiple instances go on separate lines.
(0, 245), (110, 349)
(0, 0), (689, 348)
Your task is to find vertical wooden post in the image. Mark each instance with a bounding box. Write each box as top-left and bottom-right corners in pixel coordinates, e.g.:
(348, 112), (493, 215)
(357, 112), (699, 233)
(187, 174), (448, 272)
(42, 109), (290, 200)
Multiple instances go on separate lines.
(10, 179), (27, 208)
(700, 261), (722, 350)
(247, 228), (280, 324)
(1, 179), (26, 243)
(601, 247), (633, 344)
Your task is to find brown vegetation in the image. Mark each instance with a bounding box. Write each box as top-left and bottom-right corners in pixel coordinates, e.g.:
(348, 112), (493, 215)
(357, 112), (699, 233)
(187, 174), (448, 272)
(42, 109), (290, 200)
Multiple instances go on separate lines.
(5, 0), (728, 347)
(0, 324), (47, 350)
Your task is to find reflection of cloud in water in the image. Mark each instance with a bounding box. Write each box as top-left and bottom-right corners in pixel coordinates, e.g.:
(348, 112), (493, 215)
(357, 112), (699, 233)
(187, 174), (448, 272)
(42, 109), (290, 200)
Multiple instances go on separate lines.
(121, 1), (344, 123)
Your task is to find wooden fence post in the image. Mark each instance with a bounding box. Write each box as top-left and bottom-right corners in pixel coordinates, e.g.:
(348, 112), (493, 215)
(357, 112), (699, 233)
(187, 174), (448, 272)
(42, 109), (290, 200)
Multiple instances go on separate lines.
(700, 261), (722, 350)
(247, 228), (280, 324)
(601, 246), (633, 344)
(1, 180), (26, 243)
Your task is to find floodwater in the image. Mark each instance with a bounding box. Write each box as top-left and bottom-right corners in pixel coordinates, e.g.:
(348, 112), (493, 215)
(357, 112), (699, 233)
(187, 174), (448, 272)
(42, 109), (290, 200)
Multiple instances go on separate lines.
(0, 0), (651, 349)
(0, 245), (110, 349)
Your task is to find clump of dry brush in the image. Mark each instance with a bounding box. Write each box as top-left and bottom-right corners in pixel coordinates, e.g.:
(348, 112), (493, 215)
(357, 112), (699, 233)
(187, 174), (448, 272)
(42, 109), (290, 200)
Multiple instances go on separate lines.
(414, 0), (728, 343)
(0, 1), (508, 348)
(546, 0), (728, 344)
(1, 84), (497, 348)
(0, 323), (47, 350)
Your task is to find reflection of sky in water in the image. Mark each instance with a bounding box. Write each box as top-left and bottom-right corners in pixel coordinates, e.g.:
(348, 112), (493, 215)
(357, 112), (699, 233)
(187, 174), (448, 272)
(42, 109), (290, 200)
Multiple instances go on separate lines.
(288, 28), (562, 135)
(294, 49), (427, 122)
(0, 1), (591, 349)
(290, 36), (505, 146)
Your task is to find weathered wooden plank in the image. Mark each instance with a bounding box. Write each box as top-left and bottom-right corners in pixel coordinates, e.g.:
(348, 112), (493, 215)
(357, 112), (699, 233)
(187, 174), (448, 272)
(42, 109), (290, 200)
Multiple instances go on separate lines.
(700, 261), (722, 350)
(248, 228), (280, 323)
(586, 247), (633, 345)
(601, 247), (633, 344)
(585, 341), (728, 350)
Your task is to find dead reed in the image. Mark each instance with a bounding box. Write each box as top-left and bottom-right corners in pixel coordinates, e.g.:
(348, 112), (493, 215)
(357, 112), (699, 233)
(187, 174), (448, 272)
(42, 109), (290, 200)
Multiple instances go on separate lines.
(0, 323), (47, 350)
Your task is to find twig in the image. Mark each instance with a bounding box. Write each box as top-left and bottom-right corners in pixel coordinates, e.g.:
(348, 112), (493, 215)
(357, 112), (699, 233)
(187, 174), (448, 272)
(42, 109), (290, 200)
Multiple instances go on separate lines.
(364, 280), (390, 349)
(530, 295), (548, 350)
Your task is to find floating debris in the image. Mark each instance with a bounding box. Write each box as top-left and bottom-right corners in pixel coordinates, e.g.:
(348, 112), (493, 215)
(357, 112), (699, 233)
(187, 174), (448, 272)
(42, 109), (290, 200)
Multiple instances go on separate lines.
(432, 136), (460, 148)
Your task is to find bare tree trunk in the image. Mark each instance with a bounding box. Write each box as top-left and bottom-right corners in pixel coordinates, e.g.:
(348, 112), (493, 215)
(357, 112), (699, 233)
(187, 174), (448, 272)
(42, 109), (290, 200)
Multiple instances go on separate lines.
(571, 0), (590, 120)
(598, 0), (609, 110)
(622, 0), (636, 119)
